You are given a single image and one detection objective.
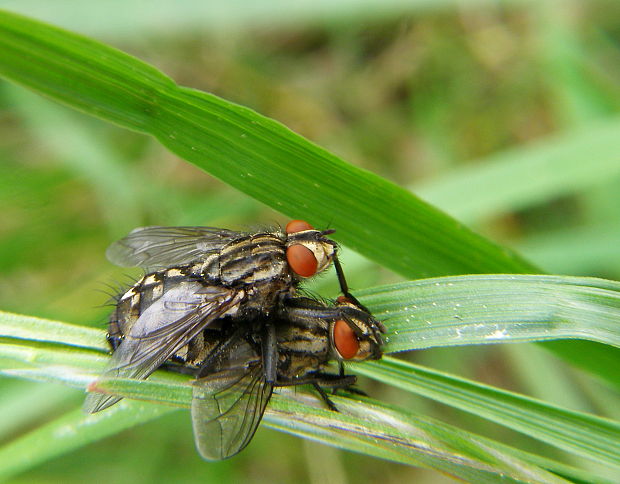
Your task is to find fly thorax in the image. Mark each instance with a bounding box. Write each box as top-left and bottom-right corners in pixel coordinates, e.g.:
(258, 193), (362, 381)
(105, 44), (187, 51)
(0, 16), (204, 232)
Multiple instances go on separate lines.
(276, 325), (330, 357)
(217, 234), (288, 286)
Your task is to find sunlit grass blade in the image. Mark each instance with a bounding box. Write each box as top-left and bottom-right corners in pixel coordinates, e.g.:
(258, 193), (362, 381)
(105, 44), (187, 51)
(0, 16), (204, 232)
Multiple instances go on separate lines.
(274, 395), (566, 484)
(359, 274), (620, 352)
(6, 271), (620, 357)
(0, 341), (104, 389)
(0, 310), (616, 482)
(0, 344), (607, 483)
(359, 274), (620, 390)
(0, 10), (534, 279)
(68, 377), (619, 482)
(86, 376), (567, 483)
(0, 311), (103, 350)
(0, 338), (562, 482)
(357, 357), (620, 470)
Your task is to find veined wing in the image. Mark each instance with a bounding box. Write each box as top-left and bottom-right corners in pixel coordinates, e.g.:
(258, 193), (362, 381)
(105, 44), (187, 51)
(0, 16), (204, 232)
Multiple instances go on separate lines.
(84, 281), (244, 413)
(192, 337), (273, 461)
(106, 226), (242, 271)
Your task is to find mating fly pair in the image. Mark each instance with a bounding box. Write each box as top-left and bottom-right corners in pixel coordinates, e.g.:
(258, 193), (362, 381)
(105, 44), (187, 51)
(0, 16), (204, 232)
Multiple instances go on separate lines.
(84, 220), (384, 460)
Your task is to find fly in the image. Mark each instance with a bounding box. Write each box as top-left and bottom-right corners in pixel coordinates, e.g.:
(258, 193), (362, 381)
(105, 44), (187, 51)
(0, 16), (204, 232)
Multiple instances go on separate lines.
(190, 295), (383, 460)
(84, 219), (385, 459)
(103, 219), (360, 313)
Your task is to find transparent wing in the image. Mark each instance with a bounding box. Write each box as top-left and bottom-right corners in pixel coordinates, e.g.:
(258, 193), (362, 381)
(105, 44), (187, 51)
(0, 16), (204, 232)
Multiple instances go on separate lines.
(84, 281), (244, 413)
(106, 226), (243, 271)
(191, 337), (273, 461)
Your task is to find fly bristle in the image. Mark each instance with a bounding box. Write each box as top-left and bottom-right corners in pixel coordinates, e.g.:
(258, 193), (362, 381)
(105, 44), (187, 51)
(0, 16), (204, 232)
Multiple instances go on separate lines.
(239, 220), (280, 237)
(92, 289), (120, 309)
(94, 276), (135, 307)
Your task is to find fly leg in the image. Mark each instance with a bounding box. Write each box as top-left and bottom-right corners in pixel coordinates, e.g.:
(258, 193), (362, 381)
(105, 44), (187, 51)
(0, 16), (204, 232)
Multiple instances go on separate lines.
(312, 382), (338, 411)
(312, 372), (362, 410)
(277, 372), (358, 412)
(332, 253), (370, 312)
(335, 362), (366, 396)
(261, 322), (277, 384)
(313, 374), (360, 411)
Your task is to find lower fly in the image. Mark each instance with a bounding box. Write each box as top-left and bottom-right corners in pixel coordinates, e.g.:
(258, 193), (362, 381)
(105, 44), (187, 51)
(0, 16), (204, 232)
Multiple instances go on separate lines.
(163, 295), (384, 461)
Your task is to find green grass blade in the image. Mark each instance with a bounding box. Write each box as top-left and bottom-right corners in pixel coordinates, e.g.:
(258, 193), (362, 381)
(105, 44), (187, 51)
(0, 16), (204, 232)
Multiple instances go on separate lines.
(359, 274), (620, 390)
(31, 376), (610, 482)
(79, 377), (566, 483)
(0, 341), (104, 389)
(0, 315), (616, 479)
(357, 357), (620, 470)
(3, 272), (620, 391)
(0, 311), (104, 350)
(2, 306), (618, 480)
(5, 271), (620, 356)
(0, 9), (534, 279)
(0, 338), (561, 482)
(359, 275), (620, 352)
(0, 347), (598, 483)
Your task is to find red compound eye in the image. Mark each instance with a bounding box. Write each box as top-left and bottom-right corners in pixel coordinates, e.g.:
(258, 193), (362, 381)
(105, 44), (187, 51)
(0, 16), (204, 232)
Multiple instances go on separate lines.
(286, 244), (318, 277)
(286, 219), (314, 234)
(333, 320), (360, 360)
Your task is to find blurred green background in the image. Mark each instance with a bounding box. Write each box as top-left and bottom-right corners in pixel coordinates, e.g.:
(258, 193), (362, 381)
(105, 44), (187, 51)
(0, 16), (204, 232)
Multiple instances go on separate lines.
(1, 1), (620, 482)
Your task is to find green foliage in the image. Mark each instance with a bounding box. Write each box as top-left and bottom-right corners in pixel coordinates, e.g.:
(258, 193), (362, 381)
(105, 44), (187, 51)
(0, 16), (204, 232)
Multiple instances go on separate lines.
(1, 4), (619, 483)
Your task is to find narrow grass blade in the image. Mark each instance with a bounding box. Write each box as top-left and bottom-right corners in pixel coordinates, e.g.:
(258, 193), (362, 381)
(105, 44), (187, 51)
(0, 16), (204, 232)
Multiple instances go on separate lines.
(0, 311), (612, 482)
(0, 311), (104, 351)
(357, 357), (620, 470)
(359, 275), (620, 352)
(86, 376), (567, 483)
